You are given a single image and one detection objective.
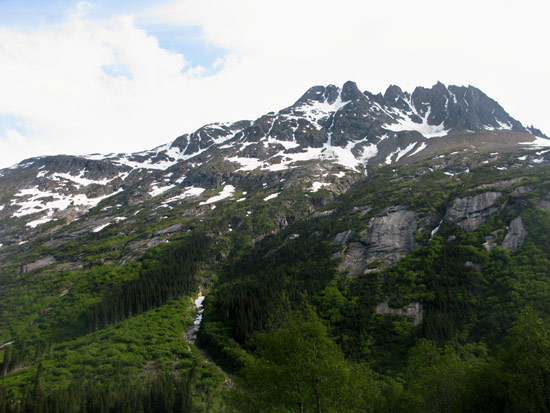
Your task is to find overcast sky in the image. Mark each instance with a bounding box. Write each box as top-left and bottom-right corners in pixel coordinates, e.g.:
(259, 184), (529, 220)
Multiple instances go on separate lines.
(0, 0), (548, 168)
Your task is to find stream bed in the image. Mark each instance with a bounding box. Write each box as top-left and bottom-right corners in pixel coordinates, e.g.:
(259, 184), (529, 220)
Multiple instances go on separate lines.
(185, 295), (205, 345)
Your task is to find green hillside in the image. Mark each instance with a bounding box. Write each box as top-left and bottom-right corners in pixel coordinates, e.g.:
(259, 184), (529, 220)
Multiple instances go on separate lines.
(2, 152), (550, 412)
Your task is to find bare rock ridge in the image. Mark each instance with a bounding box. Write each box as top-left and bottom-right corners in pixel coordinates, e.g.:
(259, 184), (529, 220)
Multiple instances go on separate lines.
(0, 80), (549, 246)
(22, 255), (56, 273)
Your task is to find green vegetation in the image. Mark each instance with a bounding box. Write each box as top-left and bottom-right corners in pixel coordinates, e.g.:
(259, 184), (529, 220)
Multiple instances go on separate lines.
(198, 163), (550, 411)
(3, 159), (550, 411)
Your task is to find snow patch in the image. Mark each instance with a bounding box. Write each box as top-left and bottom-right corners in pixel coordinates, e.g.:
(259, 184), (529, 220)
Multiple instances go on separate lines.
(149, 184), (175, 198)
(431, 220), (443, 238)
(199, 185), (235, 205)
(164, 186), (206, 204)
(263, 137), (300, 150)
(93, 223), (110, 232)
(12, 187), (122, 219)
(294, 90), (351, 130)
(395, 142), (417, 162)
(309, 182), (330, 192)
(0, 342), (14, 351)
(27, 216), (53, 228)
(263, 193), (280, 201)
(227, 157), (266, 171)
(409, 142), (427, 157)
(521, 136), (550, 148)
(383, 101), (448, 138)
(51, 170), (112, 187)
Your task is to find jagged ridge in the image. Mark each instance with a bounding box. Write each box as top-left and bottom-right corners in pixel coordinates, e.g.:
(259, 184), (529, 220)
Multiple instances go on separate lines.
(0, 81), (548, 246)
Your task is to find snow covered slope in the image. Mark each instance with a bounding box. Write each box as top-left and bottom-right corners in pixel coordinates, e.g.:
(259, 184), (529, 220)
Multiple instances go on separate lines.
(0, 81), (548, 245)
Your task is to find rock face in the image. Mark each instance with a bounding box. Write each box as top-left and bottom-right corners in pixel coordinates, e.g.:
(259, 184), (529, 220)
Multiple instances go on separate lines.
(376, 299), (423, 326)
(378, 82), (526, 134)
(1, 80), (547, 247)
(23, 255), (56, 273)
(444, 192), (502, 232)
(362, 206), (418, 265)
(338, 206), (418, 276)
(502, 216), (527, 250)
(154, 223), (183, 236)
(338, 242), (369, 277)
(333, 229), (352, 246)
(539, 195), (550, 210)
(483, 230), (501, 252)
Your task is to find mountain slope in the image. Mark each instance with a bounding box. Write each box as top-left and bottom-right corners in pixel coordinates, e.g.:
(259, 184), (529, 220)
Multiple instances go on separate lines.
(0, 81), (548, 250)
(1, 81), (550, 411)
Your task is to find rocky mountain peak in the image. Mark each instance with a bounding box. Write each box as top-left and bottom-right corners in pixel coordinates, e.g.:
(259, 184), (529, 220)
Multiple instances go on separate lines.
(341, 81), (364, 102)
(294, 84), (341, 106)
(1, 80), (548, 245)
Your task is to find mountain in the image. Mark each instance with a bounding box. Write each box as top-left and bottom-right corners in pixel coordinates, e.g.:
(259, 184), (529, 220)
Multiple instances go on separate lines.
(1, 82), (550, 411)
(0, 81), (547, 248)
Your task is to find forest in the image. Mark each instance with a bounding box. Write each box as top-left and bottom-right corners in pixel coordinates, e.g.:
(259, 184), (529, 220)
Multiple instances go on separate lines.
(2, 162), (550, 412)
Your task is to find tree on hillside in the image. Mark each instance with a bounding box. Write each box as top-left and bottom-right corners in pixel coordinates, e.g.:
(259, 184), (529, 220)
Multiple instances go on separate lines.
(228, 305), (378, 412)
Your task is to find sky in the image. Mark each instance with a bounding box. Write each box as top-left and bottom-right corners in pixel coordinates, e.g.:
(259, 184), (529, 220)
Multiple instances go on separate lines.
(0, 0), (548, 168)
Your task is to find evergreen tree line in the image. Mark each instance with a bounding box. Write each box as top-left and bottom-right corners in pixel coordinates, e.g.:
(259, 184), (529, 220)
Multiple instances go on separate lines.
(3, 307), (550, 412)
(1, 340), (53, 378)
(85, 232), (212, 332)
(215, 231), (338, 344)
(230, 307), (550, 413)
(0, 368), (202, 413)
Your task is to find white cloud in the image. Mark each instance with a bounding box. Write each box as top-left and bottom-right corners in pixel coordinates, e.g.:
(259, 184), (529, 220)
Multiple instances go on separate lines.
(0, 10), (212, 167)
(0, 0), (549, 167)
(152, 0), (550, 132)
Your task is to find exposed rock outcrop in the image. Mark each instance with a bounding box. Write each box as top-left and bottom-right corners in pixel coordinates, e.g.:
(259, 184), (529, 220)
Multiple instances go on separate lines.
(483, 230), (500, 252)
(333, 230), (352, 246)
(444, 192), (502, 232)
(338, 242), (368, 277)
(23, 255), (56, 273)
(502, 216), (527, 250)
(511, 186), (532, 197)
(465, 261), (482, 272)
(376, 299), (423, 326)
(338, 206), (418, 276)
(539, 195), (550, 210)
(154, 223), (183, 236)
(475, 178), (523, 190)
(361, 206), (418, 265)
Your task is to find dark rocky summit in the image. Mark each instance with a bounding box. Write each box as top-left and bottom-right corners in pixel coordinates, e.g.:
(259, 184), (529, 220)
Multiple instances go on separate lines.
(0, 81), (548, 247)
